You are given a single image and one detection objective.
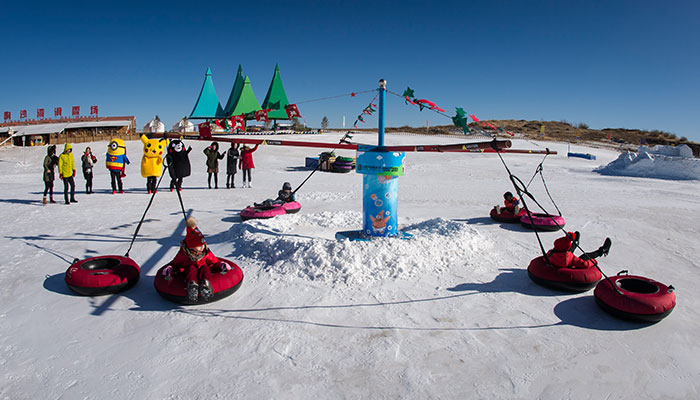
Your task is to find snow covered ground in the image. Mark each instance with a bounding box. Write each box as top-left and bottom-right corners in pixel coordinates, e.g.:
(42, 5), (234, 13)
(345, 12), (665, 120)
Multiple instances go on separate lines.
(1, 132), (699, 399)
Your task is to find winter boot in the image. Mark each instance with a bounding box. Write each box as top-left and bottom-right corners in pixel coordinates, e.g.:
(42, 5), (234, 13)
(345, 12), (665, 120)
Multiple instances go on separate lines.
(43, 197), (47, 205)
(186, 281), (199, 302)
(71, 198), (78, 203)
(50, 197), (56, 204)
(199, 279), (213, 301)
(599, 238), (612, 257)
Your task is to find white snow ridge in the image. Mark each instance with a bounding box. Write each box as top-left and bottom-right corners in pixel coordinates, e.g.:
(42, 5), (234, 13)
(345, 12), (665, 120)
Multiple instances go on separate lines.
(595, 144), (700, 180)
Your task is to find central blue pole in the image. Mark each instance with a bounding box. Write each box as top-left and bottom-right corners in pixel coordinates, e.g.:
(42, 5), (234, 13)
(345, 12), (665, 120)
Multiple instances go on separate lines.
(378, 79), (386, 147)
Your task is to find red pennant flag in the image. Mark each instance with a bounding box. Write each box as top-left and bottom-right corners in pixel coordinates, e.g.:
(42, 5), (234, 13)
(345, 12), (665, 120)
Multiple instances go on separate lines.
(231, 115), (245, 131)
(285, 104), (301, 119)
(405, 96), (416, 105)
(469, 115), (480, 123)
(54, 107), (62, 117)
(254, 109), (269, 122)
(72, 106), (80, 116)
(213, 119), (225, 130)
(486, 122), (497, 130)
(37, 108), (44, 118)
(90, 106), (98, 115)
(198, 122), (212, 139)
(20, 110), (27, 119)
(3, 111), (10, 120)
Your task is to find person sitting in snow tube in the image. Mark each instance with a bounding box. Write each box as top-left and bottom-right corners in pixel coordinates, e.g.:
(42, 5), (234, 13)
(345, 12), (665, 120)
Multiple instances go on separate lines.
(490, 191), (525, 222)
(242, 182), (301, 220)
(547, 231), (612, 269)
(159, 217), (233, 303)
(528, 231), (611, 292)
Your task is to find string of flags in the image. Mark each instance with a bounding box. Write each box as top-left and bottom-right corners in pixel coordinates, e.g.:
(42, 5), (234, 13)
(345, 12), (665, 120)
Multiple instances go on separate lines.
(206, 103), (302, 132)
(353, 94), (379, 128)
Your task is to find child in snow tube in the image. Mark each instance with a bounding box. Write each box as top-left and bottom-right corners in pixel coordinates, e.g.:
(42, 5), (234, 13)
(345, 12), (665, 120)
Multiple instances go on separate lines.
(254, 182), (295, 208)
(547, 231), (612, 269)
(161, 217), (231, 302)
(493, 191), (520, 215)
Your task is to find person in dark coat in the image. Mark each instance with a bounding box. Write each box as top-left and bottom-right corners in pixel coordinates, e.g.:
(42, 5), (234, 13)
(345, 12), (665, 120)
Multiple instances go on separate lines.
(255, 182), (295, 207)
(166, 139), (192, 192)
(203, 141), (225, 189)
(81, 147), (97, 194)
(42, 145), (59, 204)
(225, 142), (240, 189)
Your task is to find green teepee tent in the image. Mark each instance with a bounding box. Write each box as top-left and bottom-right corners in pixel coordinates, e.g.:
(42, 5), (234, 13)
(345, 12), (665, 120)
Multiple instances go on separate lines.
(228, 76), (262, 117)
(223, 65), (245, 117)
(261, 64), (291, 120)
(190, 67), (225, 119)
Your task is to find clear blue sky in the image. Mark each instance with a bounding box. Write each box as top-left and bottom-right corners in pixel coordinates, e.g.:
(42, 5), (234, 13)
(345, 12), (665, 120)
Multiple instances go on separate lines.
(3, 0), (699, 141)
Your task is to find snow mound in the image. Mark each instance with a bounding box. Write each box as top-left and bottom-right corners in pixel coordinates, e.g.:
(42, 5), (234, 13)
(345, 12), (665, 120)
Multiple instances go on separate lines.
(595, 144), (700, 180)
(225, 212), (492, 286)
(296, 190), (358, 202)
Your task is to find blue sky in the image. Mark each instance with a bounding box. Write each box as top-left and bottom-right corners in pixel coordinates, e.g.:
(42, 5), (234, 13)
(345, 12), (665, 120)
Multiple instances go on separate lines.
(3, 1), (699, 141)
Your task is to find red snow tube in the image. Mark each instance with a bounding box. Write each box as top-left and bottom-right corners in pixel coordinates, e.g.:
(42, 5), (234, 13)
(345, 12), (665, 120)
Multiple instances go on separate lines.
(594, 272), (675, 322)
(240, 201), (302, 220)
(154, 258), (244, 305)
(527, 255), (602, 292)
(489, 207), (526, 223)
(520, 213), (566, 231)
(65, 255), (140, 296)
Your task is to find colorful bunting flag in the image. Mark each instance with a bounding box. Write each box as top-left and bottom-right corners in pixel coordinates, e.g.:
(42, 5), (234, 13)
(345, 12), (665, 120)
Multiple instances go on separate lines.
(285, 104), (302, 119)
(255, 109), (270, 122)
(231, 115), (245, 131)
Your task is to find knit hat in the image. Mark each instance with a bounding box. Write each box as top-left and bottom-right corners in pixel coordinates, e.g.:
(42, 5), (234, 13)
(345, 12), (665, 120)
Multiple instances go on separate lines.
(282, 182), (292, 191)
(185, 217), (206, 248)
(553, 231), (578, 251)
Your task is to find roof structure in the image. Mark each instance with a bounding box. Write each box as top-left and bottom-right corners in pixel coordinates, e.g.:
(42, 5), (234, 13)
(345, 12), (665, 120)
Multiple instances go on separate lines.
(228, 76), (262, 117)
(0, 120), (134, 137)
(261, 64), (292, 120)
(190, 68), (225, 119)
(223, 65), (245, 117)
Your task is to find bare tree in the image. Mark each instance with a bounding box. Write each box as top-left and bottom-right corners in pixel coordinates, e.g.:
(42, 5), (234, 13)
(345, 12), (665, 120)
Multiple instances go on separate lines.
(321, 116), (329, 130)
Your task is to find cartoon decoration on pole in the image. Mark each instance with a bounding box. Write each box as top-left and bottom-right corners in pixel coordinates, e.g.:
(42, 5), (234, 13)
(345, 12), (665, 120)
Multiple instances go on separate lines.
(338, 79), (410, 240)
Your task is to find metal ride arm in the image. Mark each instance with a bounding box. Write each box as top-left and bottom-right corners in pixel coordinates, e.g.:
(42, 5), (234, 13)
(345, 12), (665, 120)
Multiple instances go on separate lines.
(153, 132), (521, 153)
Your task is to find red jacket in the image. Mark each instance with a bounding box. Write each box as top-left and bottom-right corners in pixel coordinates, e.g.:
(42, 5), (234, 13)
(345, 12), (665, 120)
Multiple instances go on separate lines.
(239, 145), (259, 169)
(168, 245), (220, 274)
(504, 196), (520, 211)
(546, 235), (596, 269)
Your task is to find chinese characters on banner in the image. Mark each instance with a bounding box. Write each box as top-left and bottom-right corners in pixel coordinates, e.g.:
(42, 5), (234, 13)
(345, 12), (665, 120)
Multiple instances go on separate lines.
(37, 108), (45, 118)
(90, 106), (98, 115)
(54, 107), (62, 117)
(20, 110), (27, 119)
(72, 106), (80, 116)
(3, 112), (9, 120)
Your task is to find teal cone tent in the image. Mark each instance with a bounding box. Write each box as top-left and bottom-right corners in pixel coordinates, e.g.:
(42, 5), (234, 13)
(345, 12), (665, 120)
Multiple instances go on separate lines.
(190, 67), (225, 119)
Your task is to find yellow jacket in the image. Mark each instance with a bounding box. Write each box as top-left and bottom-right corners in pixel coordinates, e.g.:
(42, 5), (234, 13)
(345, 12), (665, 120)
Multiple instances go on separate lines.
(57, 143), (75, 178)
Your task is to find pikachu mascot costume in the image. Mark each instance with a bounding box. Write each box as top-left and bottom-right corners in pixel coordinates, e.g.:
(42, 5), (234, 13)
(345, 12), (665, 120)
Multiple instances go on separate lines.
(140, 134), (169, 194)
(106, 138), (130, 194)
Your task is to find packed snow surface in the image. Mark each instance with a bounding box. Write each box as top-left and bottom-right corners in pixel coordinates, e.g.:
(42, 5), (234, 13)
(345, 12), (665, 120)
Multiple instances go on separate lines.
(595, 144), (700, 180)
(1, 132), (699, 399)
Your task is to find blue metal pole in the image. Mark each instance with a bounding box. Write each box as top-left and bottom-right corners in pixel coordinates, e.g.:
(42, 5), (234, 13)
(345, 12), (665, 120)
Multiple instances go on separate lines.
(378, 79), (386, 147)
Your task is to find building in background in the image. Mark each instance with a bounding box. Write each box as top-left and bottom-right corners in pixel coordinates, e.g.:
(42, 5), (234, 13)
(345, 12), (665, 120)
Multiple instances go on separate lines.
(0, 116), (136, 146)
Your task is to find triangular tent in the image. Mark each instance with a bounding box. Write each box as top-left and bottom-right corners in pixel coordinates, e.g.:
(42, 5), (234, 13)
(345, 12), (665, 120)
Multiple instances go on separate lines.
(229, 76), (262, 117)
(223, 65), (245, 116)
(261, 64), (291, 120)
(190, 67), (225, 119)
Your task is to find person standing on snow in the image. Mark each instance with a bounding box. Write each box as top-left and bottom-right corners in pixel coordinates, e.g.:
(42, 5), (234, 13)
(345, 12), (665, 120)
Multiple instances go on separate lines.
(225, 142), (240, 189)
(42, 144), (59, 204)
(239, 144), (259, 188)
(57, 143), (77, 205)
(81, 147), (97, 194)
(203, 141), (225, 189)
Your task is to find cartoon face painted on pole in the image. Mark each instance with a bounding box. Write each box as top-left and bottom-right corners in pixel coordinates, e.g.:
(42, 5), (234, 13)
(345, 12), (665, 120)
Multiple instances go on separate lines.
(140, 134), (168, 177)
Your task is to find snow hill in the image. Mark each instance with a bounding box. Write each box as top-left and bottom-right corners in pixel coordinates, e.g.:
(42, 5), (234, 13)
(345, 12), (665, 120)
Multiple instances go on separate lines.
(595, 144), (700, 180)
(1, 132), (699, 399)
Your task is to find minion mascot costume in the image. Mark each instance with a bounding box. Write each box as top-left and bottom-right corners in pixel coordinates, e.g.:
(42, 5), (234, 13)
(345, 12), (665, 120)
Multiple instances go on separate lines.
(166, 139), (192, 192)
(140, 134), (169, 194)
(106, 138), (130, 194)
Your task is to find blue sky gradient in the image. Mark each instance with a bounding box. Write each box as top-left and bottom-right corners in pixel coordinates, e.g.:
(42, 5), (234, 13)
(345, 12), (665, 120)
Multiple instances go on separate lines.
(3, 1), (699, 141)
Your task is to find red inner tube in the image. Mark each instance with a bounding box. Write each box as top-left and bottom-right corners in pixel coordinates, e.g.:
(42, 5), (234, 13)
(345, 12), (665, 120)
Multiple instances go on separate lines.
(527, 256), (601, 292)
(489, 207), (526, 223)
(154, 258), (244, 304)
(594, 274), (675, 321)
(65, 255), (140, 295)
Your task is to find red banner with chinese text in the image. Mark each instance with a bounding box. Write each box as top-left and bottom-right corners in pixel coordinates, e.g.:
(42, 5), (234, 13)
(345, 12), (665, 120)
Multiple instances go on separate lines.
(20, 110), (27, 119)
(37, 108), (45, 118)
(90, 106), (98, 115)
(54, 107), (62, 117)
(72, 106), (80, 116)
(3, 111), (9, 120)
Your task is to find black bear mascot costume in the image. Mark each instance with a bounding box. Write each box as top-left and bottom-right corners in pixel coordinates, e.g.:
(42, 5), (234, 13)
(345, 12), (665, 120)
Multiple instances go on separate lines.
(166, 139), (192, 191)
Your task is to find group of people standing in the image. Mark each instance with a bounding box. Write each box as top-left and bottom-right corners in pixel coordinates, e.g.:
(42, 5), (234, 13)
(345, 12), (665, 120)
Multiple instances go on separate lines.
(42, 143), (97, 205)
(203, 142), (258, 189)
(42, 140), (261, 204)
